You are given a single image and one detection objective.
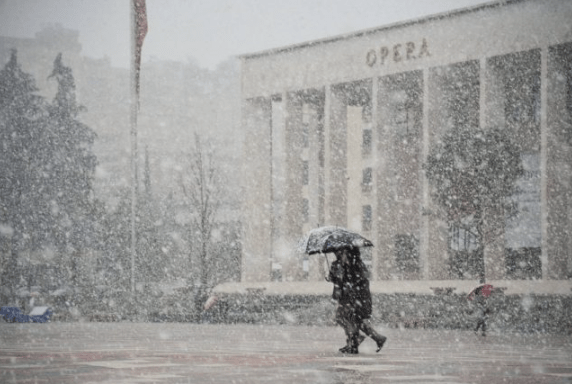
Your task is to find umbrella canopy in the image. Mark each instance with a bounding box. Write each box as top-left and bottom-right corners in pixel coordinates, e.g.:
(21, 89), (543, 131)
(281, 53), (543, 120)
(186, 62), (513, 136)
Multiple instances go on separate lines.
(299, 226), (373, 255)
(468, 283), (494, 299)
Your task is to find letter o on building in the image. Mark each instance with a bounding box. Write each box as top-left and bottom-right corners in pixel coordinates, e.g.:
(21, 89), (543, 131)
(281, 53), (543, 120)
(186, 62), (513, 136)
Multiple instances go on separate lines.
(366, 50), (377, 67)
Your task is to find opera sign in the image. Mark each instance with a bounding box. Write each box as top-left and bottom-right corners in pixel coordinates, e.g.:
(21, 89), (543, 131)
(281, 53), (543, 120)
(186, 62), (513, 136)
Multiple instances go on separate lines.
(366, 38), (430, 66)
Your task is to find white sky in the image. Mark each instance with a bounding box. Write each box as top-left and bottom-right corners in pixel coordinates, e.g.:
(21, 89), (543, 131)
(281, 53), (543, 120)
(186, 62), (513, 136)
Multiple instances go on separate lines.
(0, 0), (493, 69)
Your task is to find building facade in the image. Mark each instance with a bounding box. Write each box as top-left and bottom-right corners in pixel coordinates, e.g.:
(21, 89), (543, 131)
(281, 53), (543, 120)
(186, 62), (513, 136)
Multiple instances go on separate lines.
(240, 0), (572, 284)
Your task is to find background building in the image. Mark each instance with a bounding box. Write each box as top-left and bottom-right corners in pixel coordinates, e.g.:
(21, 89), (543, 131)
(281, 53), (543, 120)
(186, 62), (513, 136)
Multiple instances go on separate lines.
(240, 0), (572, 289)
(0, 25), (242, 211)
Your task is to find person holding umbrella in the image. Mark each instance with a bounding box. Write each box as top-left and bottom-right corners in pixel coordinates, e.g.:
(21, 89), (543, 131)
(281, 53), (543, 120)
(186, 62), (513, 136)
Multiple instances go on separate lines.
(330, 247), (386, 354)
(467, 275), (493, 336)
(299, 226), (386, 354)
(327, 249), (365, 351)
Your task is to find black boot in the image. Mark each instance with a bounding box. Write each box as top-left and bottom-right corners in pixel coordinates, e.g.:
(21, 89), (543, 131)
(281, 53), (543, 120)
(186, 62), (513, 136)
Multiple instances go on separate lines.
(348, 334), (360, 354)
(339, 334), (365, 353)
(374, 335), (387, 352)
(340, 344), (358, 354)
(360, 319), (386, 352)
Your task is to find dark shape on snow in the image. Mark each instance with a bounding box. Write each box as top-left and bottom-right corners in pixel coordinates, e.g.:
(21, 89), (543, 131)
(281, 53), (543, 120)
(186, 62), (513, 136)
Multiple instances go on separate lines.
(299, 226), (373, 255)
(0, 306), (52, 323)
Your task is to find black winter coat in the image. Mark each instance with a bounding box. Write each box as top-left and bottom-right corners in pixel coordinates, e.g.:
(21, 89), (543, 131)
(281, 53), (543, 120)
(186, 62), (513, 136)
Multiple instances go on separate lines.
(329, 257), (372, 321)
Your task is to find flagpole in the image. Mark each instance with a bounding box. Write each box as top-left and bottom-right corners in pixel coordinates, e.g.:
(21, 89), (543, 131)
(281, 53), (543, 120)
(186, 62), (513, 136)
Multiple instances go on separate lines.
(130, 0), (148, 294)
(130, 0), (138, 294)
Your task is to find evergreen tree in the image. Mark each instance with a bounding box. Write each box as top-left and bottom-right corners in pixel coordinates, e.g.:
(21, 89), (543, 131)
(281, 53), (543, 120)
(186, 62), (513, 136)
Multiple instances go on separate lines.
(98, 186), (166, 294)
(43, 53), (98, 261)
(98, 189), (132, 289)
(0, 50), (46, 298)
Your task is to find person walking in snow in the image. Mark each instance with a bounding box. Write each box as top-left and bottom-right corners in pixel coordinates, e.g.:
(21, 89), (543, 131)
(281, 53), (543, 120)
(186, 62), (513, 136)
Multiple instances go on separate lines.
(328, 250), (365, 351)
(467, 276), (493, 336)
(329, 247), (386, 354)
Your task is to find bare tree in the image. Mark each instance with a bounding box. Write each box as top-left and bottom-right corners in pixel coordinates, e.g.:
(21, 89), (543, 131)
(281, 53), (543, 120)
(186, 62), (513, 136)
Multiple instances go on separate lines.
(179, 133), (223, 288)
(424, 125), (523, 278)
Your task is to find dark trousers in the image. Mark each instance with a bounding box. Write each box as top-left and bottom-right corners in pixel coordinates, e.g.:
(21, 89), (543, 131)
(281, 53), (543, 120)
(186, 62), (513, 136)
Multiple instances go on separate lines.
(336, 304), (385, 348)
(475, 307), (489, 333)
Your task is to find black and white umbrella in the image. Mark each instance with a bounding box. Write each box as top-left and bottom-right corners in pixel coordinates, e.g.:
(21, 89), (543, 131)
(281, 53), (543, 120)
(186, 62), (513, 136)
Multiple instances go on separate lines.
(298, 226), (373, 255)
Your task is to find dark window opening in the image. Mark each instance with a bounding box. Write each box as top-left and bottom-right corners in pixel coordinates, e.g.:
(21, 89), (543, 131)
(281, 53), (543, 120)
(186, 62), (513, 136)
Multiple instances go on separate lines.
(302, 160), (309, 185)
(394, 102), (415, 135)
(362, 205), (372, 231)
(448, 222), (483, 279)
(302, 198), (309, 222)
(301, 122), (309, 148)
(362, 167), (372, 192)
(362, 128), (372, 155)
(395, 234), (419, 278)
(449, 249), (484, 280)
(505, 247), (541, 280)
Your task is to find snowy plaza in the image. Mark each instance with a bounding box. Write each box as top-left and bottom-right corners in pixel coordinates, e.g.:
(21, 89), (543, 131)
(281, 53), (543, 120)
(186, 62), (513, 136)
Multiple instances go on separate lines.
(1, 1), (572, 383)
(1, 322), (572, 384)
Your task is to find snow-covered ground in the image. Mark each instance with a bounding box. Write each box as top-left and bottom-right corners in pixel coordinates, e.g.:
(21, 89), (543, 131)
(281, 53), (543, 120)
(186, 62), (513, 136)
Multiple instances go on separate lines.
(1, 322), (571, 383)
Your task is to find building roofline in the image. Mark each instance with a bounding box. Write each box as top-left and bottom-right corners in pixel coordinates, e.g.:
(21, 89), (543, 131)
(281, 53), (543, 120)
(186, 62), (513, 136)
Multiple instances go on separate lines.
(239, 0), (525, 61)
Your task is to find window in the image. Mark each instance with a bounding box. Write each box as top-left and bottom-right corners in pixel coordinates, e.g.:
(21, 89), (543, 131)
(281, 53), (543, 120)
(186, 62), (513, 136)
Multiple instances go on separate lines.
(362, 205), (372, 231)
(394, 234), (419, 277)
(505, 76), (540, 126)
(271, 263), (282, 282)
(449, 222), (478, 252)
(362, 128), (372, 155)
(302, 257), (309, 280)
(394, 103), (413, 135)
(505, 248), (541, 280)
(302, 198), (309, 222)
(391, 88), (418, 137)
(302, 161), (309, 185)
(301, 123), (309, 148)
(448, 221), (483, 279)
(362, 167), (372, 192)
(361, 246), (373, 273)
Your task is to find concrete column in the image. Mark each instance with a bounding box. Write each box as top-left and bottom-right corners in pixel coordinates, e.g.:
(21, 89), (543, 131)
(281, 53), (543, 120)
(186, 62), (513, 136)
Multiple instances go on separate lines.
(545, 45), (572, 279)
(306, 93), (327, 281)
(241, 97), (272, 282)
(283, 92), (305, 281)
(482, 57), (506, 281)
(370, 76), (380, 281)
(306, 98), (324, 231)
(270, 94), (287, 280)
(479, 58), (487, 130)
(346, 105), (363, 232)
(327, 86), (347, 226)
(425, 69), (450, 280)
(540, 46), (550, 280)
(375, 77), (394, 280)
(420, 68), (430, 280)
(484, 212), (505, 280)
(323, 85), (333, 225)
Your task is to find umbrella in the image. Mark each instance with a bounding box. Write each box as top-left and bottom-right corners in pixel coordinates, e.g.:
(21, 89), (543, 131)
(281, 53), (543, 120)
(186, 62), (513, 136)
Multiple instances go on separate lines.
(468, 283), (494, 299)
(298, 226), (374, 255)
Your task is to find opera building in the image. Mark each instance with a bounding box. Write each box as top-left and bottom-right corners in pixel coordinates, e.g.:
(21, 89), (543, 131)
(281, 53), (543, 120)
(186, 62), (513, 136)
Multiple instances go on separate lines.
(237, 0), (572, 295)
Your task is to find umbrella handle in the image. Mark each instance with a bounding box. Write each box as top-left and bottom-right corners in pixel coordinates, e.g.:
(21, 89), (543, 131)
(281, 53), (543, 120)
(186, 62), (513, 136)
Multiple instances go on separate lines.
(324, 253), (330, 281)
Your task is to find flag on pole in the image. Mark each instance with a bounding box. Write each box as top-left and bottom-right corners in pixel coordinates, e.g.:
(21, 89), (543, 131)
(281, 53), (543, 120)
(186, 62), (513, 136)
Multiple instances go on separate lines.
(133, 0), (147, 104)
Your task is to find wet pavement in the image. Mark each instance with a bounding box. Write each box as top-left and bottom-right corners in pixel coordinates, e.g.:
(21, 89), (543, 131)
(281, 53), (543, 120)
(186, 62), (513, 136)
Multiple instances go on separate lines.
(1, 322), (571, 383)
